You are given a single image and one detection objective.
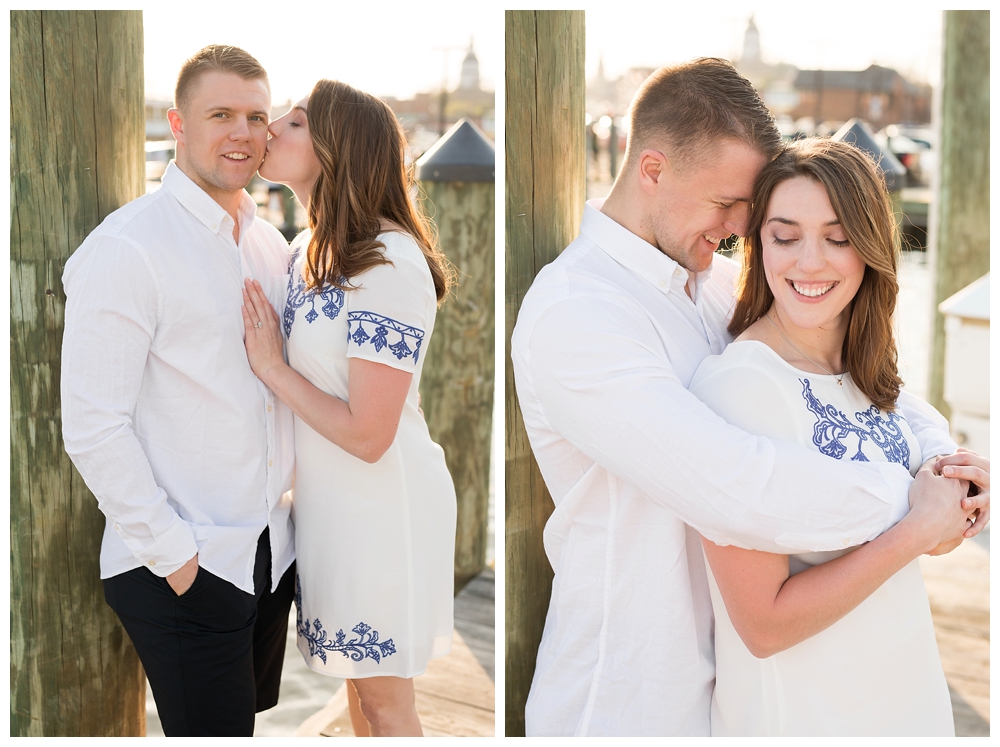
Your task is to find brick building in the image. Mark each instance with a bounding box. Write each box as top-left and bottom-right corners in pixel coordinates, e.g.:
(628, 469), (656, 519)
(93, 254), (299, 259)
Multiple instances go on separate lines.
(791, 64), (932, 129)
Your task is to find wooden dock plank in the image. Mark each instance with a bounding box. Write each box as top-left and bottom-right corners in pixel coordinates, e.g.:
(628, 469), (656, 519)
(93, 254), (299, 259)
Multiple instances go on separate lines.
(920, 534), (990, 737)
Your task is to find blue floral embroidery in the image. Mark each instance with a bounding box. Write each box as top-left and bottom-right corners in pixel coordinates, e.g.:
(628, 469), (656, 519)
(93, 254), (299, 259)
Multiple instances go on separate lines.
(283, 247), (345, 337)
(855, 404), (910, 469)
(800, 378), (909, 468)
(294, 575), (396, 665)
(347, 311), (425, 363)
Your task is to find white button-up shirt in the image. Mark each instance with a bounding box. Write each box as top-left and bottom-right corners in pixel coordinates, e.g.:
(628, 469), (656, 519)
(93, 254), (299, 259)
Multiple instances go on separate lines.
(61, 162), (295, 594)
(510, 199), (956, 736)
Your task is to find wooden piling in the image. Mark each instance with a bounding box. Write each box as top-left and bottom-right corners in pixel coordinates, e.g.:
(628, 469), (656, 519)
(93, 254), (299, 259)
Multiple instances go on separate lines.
(10, 10), (146, 736)
(504, 9), (586, 736)
(926, 10), (990, 416)
(418, 172), (496, 594)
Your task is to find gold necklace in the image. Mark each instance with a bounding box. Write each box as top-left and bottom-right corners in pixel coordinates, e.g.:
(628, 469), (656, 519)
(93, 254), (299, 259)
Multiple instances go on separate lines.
(763, 313), (845, 385)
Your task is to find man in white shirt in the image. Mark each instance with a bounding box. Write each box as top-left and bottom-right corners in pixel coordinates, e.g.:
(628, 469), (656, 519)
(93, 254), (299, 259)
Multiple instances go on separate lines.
(61, 46), (295, 736)
(511, 58), (990, 736)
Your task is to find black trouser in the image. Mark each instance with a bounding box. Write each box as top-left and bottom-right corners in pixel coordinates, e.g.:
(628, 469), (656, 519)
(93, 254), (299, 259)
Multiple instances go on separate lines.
(103, 529), (295, 736)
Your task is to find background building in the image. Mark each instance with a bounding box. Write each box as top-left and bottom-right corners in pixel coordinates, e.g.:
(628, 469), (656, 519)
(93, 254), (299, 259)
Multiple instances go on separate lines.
(791, 65), (932, 130)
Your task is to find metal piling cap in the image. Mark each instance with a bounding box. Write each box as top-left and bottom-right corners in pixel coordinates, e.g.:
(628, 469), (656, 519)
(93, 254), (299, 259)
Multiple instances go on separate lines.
(832, 118), (907, 191)
(416, 118), (495, 182)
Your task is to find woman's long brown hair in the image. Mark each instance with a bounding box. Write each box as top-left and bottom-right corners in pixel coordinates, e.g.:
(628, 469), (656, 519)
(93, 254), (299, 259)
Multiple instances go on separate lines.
(303, 79), (453, 301)
(729, 138), (903, 411)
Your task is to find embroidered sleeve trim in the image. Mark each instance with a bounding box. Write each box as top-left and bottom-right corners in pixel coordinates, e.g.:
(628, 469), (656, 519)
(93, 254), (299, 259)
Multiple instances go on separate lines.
(295, 574), (396, 665)
(347, 311), (425, 363)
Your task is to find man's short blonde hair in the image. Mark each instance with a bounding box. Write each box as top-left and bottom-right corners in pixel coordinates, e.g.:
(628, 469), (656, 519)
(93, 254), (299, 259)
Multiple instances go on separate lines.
(174, 45), (269, 112)
(626, 57), (782, 173)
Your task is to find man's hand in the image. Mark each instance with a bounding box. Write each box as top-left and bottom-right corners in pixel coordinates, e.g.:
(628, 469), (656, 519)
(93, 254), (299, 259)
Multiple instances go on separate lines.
(934, 448), (990, 539)
(166, 553), (199, 596)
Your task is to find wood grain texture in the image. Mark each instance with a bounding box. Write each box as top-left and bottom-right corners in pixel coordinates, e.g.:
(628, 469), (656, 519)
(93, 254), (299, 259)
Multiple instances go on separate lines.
(926, 10), (990, 415)
(504, 9), (585, 736)
(10, 10), (145, 736)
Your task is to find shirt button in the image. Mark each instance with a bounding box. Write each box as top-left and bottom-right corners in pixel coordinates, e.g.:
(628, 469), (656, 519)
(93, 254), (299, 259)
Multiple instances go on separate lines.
(842, 538), (851, 547)
(268, 460), (273, 467)
(267, 405), (272, 412)
(148, 560), (156, 567)
(114, 523), (120, 531)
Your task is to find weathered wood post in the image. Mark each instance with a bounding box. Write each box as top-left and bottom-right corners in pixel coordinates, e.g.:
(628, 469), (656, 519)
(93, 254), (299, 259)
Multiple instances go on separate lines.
(505, 9), (585, 736)
(416, 119), (496, 594)
(609, 117), (618, 179)
(926, 10), (990, 416)
(11, 10), (146, 736)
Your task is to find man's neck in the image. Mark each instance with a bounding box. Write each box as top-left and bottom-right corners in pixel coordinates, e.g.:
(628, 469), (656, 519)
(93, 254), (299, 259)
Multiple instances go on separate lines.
(174, 161), (246, 241)
(600, 183), (655, 248)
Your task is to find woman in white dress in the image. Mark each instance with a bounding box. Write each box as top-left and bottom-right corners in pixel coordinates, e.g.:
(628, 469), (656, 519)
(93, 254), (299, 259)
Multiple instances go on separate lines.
(688, 138), (988, 736)
(241, 79), (457, 736)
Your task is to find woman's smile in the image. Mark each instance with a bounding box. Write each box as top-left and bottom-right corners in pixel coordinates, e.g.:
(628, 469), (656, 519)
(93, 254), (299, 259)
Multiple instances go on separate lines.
(787, 279), (839, 299)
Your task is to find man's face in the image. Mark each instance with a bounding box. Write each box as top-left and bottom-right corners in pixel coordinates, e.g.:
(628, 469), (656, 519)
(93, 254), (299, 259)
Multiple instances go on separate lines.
(169, 71), (271, 201)
(645, 139), (768, 273)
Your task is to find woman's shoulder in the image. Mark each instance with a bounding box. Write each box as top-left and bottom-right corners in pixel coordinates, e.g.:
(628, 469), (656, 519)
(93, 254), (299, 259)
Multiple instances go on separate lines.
(692, 341), (801, 410)
(691, 341), (809, 443)
(377, 229), (426, 262)
(366, 230), (433, 280)
(693, 339), (787, 384)
(347, 231), (434, 302)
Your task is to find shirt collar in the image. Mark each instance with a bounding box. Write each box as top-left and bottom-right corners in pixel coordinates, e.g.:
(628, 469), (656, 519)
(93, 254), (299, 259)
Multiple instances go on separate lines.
(161, 161), (258, 236)
(580, 198), (714, 297)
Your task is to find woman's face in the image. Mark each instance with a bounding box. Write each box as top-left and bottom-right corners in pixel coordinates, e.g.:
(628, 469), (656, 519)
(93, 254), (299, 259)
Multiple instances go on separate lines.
(761, 175), (866, 332)
(258, 96), (321, 193)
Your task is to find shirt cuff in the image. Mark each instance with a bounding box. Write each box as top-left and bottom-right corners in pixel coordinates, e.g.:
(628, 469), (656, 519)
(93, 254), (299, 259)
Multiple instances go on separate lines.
(120, 517), (198, 577)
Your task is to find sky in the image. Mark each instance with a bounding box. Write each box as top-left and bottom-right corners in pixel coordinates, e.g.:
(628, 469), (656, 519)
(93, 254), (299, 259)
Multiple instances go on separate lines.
(585, 6), (943, 86)
(143, 6), (941, 105)
(143, 7), (502, 106)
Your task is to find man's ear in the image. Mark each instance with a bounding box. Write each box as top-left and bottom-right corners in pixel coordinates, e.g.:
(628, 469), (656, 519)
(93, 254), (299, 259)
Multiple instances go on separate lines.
(167, 108), (184, 144)
(637, 148), (669, 195)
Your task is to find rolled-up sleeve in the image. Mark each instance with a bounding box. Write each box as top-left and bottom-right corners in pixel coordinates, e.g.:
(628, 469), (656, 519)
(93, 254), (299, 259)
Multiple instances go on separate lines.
(61, 236), (198, 576)
(522, 295), (914, 554)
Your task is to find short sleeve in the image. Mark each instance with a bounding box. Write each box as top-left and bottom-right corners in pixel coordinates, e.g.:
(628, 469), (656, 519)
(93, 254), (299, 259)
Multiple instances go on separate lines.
(344, 236), (436, 372)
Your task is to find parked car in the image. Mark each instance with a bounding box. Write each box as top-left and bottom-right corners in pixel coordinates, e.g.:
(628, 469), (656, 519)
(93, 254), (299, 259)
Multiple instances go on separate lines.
(145, 140), (175, 181)
(875, 126), (933, 187)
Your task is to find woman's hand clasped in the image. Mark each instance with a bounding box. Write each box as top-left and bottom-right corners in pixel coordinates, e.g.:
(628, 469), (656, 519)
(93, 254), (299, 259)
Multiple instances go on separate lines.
(935, 448), (990, 539)
(908, 447), (989, 556)
(241, 278), (286, 386)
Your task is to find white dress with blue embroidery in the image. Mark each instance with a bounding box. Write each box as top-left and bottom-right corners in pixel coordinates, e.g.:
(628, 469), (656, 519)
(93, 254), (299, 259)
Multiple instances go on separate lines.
(284, 230), (456, 679)
(689, 340), (953, 736)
